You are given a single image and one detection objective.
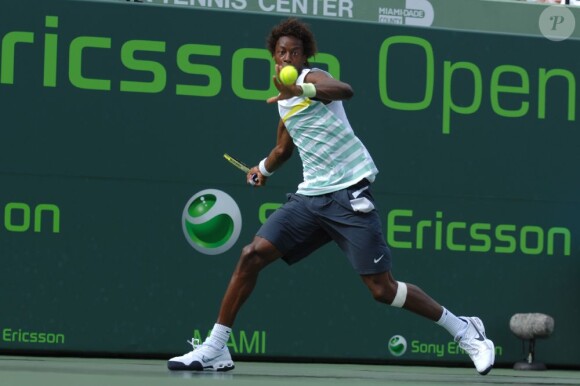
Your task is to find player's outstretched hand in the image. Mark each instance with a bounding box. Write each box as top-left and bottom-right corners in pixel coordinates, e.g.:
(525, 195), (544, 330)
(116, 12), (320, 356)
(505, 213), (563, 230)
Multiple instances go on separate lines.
(267, 64), (301, 104)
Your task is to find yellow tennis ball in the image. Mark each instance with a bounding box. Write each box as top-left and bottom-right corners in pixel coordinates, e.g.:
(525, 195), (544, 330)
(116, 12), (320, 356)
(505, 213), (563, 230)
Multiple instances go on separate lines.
(279, 65), (298, 86)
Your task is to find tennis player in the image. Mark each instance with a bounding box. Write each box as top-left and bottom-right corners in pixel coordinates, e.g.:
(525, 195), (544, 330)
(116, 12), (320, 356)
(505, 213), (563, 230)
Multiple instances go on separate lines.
(168, 18), (495, 375)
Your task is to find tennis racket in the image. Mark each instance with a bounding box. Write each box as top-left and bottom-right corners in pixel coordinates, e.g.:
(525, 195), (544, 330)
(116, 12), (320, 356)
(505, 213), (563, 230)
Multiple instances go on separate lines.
(223, 153), (258, 184)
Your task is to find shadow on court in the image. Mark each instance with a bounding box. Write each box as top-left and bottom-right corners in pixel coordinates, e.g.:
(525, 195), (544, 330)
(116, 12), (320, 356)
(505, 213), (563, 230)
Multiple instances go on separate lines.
(1, 356), (579, 386)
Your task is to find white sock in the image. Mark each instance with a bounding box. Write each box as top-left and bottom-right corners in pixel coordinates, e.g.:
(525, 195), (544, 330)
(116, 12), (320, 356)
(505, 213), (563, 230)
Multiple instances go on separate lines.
(205, 323), (231, 349)
(436, 307), (468, 338)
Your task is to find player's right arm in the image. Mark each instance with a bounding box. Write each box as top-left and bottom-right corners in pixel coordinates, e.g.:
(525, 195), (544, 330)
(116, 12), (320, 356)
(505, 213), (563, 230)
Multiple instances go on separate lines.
(249, 119), (294, 187)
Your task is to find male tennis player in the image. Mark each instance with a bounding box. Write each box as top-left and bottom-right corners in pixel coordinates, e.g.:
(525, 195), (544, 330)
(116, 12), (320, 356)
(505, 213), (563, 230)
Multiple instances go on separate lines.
(168, 18), (495, 375)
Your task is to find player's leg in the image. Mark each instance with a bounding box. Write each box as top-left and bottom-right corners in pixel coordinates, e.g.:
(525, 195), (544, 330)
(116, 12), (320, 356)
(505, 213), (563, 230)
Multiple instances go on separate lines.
(168, 193), (325, 372)
(217, 236), (282, 327)
(321, 181), (495, 375)
(361, 272), (495, 375)
(167, 236), (281, 372)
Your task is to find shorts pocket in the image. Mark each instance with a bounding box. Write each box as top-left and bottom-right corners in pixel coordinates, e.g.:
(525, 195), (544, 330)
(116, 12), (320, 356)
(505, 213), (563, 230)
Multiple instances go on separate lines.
(346, 181), (376, 213)
(349, 197), (375, 213)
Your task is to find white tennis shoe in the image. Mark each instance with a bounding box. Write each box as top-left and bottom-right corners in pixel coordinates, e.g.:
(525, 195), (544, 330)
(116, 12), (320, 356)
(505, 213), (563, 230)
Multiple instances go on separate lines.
(456, 317), (495, 375)
(167, 338), (235, 371)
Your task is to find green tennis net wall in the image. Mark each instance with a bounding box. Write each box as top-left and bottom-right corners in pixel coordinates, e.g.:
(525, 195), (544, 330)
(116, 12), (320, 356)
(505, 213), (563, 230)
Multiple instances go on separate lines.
(1, 0), (578, 368)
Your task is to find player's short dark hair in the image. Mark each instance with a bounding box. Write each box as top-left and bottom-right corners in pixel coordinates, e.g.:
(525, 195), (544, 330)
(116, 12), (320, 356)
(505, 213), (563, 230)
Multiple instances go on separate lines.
(266, 18), (318, 59)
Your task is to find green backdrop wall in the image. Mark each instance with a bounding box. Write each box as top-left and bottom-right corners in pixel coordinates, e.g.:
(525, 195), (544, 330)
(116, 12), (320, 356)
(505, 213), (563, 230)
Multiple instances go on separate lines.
(1, 0), (578, 368)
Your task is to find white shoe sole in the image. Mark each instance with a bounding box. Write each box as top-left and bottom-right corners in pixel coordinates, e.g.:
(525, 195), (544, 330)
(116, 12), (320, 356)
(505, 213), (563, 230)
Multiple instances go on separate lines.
(167, 359), (235, 372)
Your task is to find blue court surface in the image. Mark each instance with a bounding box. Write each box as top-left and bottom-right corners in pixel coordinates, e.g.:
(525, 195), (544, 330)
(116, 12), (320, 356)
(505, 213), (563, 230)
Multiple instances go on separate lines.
(1, 356), (579, 386)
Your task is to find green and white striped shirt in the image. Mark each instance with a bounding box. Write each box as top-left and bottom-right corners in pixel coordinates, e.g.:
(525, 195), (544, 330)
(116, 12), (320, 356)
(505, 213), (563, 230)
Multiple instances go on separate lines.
(278, 68), (378, 196)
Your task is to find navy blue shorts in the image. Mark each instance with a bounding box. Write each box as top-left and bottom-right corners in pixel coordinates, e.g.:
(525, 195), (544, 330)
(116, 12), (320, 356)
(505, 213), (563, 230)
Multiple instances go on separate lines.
(256, 179), (391, 275)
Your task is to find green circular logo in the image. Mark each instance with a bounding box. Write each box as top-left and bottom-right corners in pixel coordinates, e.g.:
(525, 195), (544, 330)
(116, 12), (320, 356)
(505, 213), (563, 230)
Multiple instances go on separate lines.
(182, 189), (242, 255)
(388, 335), (408, 357)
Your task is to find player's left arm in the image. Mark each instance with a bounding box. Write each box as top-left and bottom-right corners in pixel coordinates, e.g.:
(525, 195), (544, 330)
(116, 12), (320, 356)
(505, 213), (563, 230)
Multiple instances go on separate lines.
(304, 70), (353, 103)
(249, 119), (294, 187)
(267, 68), (353, 104)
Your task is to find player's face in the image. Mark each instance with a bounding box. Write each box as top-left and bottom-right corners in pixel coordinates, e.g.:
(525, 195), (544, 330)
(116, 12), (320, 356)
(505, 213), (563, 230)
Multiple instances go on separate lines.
(274, 36), (306, 70)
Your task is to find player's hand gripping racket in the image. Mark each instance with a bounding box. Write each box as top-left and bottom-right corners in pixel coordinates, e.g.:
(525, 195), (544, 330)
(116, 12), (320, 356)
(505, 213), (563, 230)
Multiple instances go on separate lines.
(223, 153), (259, 185)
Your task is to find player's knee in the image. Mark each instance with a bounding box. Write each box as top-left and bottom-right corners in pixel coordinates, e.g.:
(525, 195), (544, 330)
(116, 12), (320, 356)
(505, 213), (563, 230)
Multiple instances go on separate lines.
(368, 279), (407, 308)
(239, 243), (270, 272)
(368, 280), (397, 304)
